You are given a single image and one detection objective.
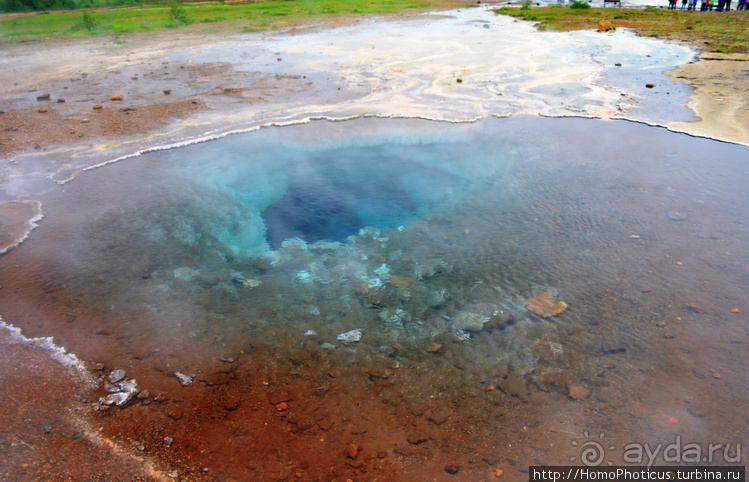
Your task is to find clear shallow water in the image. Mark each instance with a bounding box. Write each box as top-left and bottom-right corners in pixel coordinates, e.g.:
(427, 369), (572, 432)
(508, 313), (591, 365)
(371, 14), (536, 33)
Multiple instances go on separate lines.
(1, 116), (747, 477)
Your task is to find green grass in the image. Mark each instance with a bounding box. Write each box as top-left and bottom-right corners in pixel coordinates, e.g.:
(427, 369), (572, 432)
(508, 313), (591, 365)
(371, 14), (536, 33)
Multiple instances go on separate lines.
(495, 6), (749, 53)
(0, 0), (463, 44)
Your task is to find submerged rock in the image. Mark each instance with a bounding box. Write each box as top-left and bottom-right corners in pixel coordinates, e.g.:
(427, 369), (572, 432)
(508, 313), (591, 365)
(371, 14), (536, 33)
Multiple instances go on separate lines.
(454, 311), (490, 332)
(526, 292), (568, 318)
(337, 329), (362, 342)
(174, 372), (194, 386)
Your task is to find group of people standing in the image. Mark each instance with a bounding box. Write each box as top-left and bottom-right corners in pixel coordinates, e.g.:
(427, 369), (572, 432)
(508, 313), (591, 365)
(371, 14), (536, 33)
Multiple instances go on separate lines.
(669, 0), (747, 10)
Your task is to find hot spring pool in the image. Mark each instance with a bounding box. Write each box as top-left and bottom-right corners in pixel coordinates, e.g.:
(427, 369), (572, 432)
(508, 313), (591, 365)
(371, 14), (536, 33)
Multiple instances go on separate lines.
(1, 116), (747, 479)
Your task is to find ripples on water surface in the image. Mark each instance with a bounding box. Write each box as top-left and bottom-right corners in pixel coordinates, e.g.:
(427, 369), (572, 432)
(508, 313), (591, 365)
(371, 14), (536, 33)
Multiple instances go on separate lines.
(1, 116), (747, 478)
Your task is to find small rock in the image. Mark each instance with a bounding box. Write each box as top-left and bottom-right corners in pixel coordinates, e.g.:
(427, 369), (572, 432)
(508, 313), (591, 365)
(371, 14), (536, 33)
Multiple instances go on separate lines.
(686, 303), (705, 314)
(174, 372), (193, 386)
(163, 436), (174, 445)
(41, 424), (52, 433)
(568, 385), (590, 400)
(38, 108), (47, 113)
(427, 343), (443, 354)
(337, 328), (362, 342)
(191, 99), (199, 104)
(57, 98), (65, 103)
(36, 93), (51, 101)
(346, 443), (360, 459)
(597, 20), (615, 32)
(527, 292), (568, 318)
(445, 464), (460, 474)
(712, 373), (722, 379)
(495, 468), (504, 477)
(456, 78), (463, 84)
(163, 89), (172, 95)
(111, 94), (123, 101)
(108, 369), (126, 383)
(137, 390), (150, 400)
(615, 62), (622, 67)
(646, 83), (655, 89)
(93, 104), (103, 110)
(275, 402), (288, 411)
(168, 409), (183, 420)
(667, 211), (687, 221)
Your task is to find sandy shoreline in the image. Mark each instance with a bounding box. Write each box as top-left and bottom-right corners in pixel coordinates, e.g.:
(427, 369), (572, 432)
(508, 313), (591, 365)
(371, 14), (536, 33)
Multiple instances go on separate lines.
(0, 7), (748, 481)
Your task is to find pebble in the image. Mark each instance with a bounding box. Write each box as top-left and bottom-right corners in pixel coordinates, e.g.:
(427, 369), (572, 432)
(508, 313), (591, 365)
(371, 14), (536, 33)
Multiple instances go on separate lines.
(495, 468), (504, 477)
(36, 93), (50, 101)
(174, 372), (193, 386)
(163, 89), (172, 94)
(526, 292), (568, 318)
(111, 94), (123, 101)
(567, 385), (590, 400)
(445, 464), (460, 474)
(427, 343), (443, 354)
(346, 443), (359, 459)
(93, 104), (103, 110)
(168, 409), (183, 420)
(41, 424), (52, 433)
(337, 329), (362, 342)
(163, 436), (174, 446)
(646, 83), (655, 89)
(108, 369), (126, 383)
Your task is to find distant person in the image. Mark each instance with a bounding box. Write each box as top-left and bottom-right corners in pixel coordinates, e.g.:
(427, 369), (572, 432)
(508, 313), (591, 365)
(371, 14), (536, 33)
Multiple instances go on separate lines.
(668, 0), (677, 8)
(681, 0), (688, 8)
(738, 0), (746, 9)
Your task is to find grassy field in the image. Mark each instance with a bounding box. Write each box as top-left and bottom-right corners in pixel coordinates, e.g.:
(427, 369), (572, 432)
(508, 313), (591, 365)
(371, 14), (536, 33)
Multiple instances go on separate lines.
(0, 0), (465, 44)
(1, 0), (748, 52)
(496, 5), (749, 53)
